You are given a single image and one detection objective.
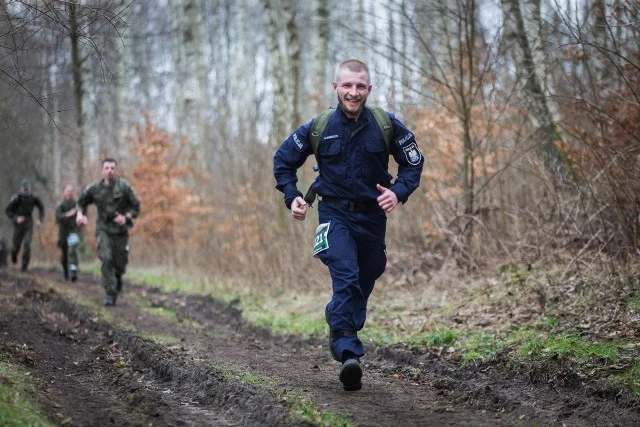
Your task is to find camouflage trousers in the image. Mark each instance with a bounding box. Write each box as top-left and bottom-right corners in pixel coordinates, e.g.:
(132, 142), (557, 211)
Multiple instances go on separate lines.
(12, 223), (34, 270)
(96, 230), (129, 297)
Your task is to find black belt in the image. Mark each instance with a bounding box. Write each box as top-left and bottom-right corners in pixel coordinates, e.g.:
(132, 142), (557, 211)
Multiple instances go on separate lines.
(320, 197), (380, 213)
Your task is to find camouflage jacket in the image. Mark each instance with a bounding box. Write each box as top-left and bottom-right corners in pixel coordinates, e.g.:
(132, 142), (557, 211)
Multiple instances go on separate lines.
(5, 193), (45, 226)
(78, 178), (141, 235)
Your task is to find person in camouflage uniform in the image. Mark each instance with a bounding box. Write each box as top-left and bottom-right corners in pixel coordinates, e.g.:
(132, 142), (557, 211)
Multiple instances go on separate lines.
(5, 179), (44, 272)
(76, 158), (140, 306)
(55, 184), (81, 281)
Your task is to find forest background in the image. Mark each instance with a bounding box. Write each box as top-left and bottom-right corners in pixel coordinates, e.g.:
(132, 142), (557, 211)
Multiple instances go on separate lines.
(0, 0), (638, 313)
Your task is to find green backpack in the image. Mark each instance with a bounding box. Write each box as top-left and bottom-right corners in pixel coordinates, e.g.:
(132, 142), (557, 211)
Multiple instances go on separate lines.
(303, 105), (393, 206)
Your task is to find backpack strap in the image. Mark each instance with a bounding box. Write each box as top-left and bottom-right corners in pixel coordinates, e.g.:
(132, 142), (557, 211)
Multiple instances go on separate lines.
(366, 105), (393, 153)
(309, 108), (335, 161)
(304, 108), (334, 206)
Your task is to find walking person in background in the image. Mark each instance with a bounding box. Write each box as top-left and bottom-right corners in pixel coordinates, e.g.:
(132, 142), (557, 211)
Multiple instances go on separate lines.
(56, 184), (81, 281)
(76, 158), (140, 306)
(273, 59), (424, 391)
(5, 179), (45, 272)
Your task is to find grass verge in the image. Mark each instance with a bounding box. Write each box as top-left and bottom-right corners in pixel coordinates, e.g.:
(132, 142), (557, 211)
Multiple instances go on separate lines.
(0, 360), (53, 427)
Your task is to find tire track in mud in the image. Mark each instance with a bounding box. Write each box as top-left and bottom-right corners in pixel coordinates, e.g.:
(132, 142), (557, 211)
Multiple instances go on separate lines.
(2, 268), (639, 426)
(0, 271), (298, 426)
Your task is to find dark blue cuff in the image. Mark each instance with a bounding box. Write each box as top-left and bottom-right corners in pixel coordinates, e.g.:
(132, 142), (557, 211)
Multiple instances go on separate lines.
(390, 184), (409, 204)
(284, 188), (303, 209)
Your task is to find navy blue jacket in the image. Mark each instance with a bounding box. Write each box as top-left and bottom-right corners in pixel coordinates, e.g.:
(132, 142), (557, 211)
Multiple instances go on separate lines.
(274, 106), (424, 208)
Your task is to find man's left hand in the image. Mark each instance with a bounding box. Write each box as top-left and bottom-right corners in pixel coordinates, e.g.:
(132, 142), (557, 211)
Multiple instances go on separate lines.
(376, 184), (398, 213)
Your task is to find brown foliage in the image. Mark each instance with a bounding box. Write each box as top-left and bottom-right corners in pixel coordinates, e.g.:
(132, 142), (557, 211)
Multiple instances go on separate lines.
(126, 112), (214, 264)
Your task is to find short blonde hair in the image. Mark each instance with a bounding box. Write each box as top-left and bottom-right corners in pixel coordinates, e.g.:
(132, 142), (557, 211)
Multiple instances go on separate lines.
(334, 59), (370, 84)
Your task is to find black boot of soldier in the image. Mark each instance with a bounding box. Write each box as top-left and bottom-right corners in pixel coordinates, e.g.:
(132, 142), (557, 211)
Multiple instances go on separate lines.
(62, 264), (69, 281)
(104, 294), (117, 306)
(116, 275), (123, 292)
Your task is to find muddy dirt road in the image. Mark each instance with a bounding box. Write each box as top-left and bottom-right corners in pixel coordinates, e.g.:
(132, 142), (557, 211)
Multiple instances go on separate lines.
(1, 268), (638, 426)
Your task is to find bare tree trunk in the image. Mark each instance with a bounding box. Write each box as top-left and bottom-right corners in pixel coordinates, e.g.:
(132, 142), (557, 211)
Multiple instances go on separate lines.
(415, 1), (433, 102)
(170, 0), (207, 153)
(501, 0), (568, 183)
(263, 0), (291, 146)
(69, 0), (85, 185)
(400, 0), (410, 103)
(284, 0), (300, 126)
(388, 3), (397, 108)
(460, 0), (476, 246)
(48, 62), (61, 194)
(114, 0), (135, 161)
(591, 0), (611, 82)
(312, 0), (329, 112)
(522, 0), (563, 144)
(357, 0), (366, 59)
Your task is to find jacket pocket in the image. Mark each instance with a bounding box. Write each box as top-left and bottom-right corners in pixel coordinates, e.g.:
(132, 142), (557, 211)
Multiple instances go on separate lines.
(360, 138), (389, 179)
(317, 139), (344, 182)
(318, 139), (341, 157)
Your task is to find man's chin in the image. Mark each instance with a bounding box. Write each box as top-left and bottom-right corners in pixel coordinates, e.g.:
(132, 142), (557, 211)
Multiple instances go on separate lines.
(340, 102), (364, 118)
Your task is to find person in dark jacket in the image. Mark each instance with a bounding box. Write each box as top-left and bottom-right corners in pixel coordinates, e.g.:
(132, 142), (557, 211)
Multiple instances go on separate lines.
(5, 179), (44, 272)
(55, 184), (81, 281)
(273, 59), (424, 391)
(76, 158), (140, 306)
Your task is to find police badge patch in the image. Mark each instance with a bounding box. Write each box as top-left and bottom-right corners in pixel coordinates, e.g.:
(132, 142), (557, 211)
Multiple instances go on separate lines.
(403, 142), (422, 165)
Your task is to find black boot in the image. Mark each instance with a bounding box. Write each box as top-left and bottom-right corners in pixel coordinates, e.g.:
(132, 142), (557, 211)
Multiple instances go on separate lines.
(339, 358), (363, 391)
(116, 275), (123, 292)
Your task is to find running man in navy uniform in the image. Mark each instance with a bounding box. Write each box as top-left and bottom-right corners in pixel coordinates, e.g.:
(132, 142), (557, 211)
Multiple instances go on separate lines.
(273, 59), (423, 391)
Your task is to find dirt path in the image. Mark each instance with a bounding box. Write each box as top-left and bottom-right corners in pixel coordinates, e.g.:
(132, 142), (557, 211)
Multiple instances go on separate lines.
(1, 268), (638, 426)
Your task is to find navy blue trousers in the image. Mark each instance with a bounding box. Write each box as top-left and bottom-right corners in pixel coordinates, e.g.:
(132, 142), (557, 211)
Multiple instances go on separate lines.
(316, 200), (387, 362)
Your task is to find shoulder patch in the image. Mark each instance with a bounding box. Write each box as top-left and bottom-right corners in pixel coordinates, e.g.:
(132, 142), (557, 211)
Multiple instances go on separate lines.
(403, 143), (423, 166)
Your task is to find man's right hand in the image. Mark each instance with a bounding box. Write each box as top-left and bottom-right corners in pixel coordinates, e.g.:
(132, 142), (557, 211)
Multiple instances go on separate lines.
(76, 211), (88, 226)
(15, 216), (25, 224)
(291, 197), (308, 221)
